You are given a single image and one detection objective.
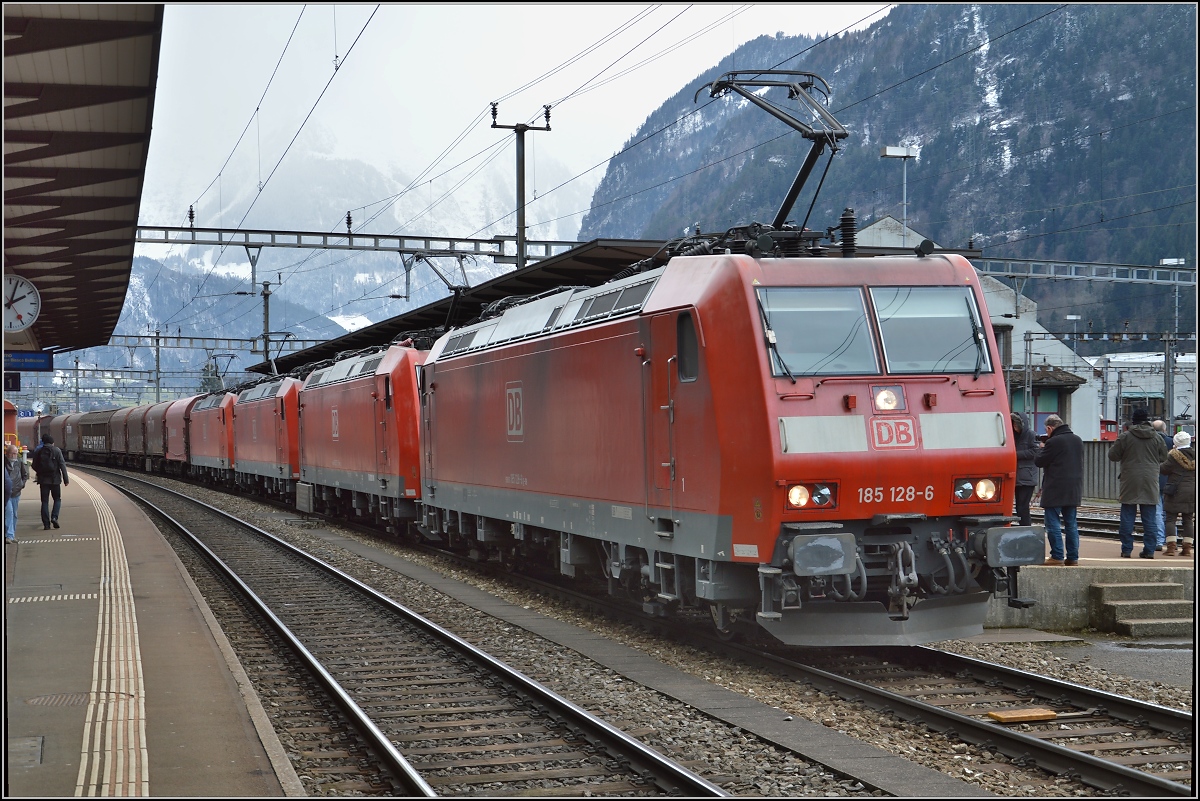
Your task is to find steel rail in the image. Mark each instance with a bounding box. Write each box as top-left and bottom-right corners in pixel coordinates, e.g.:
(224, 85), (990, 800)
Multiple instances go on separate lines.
(111, 483), (436, 796)
(410, 540), (1192, 796)
(910, 646), (1193, 735)
(107, 471), (727, 798)
(742, 646), (1193, 797)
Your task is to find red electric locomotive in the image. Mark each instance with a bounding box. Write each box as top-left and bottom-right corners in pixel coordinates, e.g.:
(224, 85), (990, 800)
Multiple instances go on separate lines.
(295, 344), (425, 531)
(413, 69), (1042, 646)
(233, 376), (302, 499)
(188, 392), (236, 482)
(416, 249), (1043, 646)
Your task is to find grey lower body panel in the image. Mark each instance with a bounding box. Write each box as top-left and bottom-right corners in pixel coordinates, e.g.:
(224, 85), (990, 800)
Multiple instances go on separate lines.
(301, 464), (410, 501)
(236, 459), (295, 481)
(424, 480), (732, 560)
(756, 593), (989, 647)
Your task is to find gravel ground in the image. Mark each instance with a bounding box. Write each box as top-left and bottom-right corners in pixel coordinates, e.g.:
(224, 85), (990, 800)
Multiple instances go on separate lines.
(135, 475), (1192, 797)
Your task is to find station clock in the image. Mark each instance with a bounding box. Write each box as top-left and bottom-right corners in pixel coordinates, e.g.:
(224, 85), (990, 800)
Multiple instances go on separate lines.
(4, 274), (41, 333)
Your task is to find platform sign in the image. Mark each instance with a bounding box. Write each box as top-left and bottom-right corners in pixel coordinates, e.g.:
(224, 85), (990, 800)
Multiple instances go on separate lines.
(3, 372), (18, 392)
(4, 350), (53, 371)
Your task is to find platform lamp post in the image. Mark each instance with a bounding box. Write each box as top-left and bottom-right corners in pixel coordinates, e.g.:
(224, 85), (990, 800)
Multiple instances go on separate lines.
(1066, 314), (1081, 354)
(881, 146), (918, 248)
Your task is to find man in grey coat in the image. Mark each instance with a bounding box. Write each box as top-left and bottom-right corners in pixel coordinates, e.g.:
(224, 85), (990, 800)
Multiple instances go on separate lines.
(1035, 415), (1083, 565)
(1108, 407), (1169, 558)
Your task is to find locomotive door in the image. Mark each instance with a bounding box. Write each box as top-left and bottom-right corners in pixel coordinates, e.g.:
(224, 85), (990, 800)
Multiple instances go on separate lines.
(419, 364), (436, 492)
(644, 313), (678, 515)
(375, 374), (391, 486)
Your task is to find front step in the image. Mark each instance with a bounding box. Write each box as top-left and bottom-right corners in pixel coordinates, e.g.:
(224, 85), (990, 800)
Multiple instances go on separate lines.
(1090, 582), (1185, 603)
(1089, 581), (1194, 636)
(1115, 618), (1195, 637)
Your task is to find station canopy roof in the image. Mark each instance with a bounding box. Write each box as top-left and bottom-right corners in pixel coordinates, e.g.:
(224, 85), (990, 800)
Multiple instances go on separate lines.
(3, 4), (164, 355)
(253, 239), (668, 376)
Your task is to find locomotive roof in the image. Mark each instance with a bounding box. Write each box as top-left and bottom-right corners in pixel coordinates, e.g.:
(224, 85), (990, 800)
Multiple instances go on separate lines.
(428, 269), (664, 363)
(255, 239), (668, 376)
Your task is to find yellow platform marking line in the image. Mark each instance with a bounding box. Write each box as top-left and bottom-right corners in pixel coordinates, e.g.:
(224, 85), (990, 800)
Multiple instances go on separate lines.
(8, 594), (100, 603)
(73, 475), (149, 797)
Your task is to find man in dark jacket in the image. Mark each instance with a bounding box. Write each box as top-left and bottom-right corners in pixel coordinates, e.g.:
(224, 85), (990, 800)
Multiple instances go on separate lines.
(1034, 415), (1083, 565)
(1108, 407), (1169, 558)
(1011, 412), (1040, 526)
(32, 433), (69, 530)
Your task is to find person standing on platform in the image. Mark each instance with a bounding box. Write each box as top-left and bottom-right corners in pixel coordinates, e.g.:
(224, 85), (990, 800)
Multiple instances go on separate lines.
(1152, 420), (1174, 550)
(3, 456), (11, 544)
(32, 433), (69, 530)
(1034, 415), (1083, 565)
(1160, 431), (1195, 557)
(5, 442), (29, 543)
(1108, 407), (1169, 558)
(1011, 412), (1040, 526)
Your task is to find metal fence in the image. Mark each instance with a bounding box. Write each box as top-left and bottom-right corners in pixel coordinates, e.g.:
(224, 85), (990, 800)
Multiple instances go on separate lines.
(1079, 442), (1122, 500)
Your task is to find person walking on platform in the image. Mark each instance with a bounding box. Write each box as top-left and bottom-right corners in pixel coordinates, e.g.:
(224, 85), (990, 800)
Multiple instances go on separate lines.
(5, 442), (29, 543)
(32, 433), (69, 530)
(1108, 407), (1169, 558)
(1011, 412), (1040, 526)
(1160, 431), (1195, 557)
(1034, 415), (1083, 565)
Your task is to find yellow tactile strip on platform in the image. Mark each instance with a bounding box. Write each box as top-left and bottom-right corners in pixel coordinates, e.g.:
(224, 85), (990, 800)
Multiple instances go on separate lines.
(73, 475), (149, 797)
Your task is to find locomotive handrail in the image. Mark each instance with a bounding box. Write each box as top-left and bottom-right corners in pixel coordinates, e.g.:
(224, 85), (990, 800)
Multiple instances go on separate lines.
(778, 392), (815, 400)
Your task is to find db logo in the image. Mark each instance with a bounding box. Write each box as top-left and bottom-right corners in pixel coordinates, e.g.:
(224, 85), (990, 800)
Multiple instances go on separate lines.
(872, 417), (917, 449)
(506, 382), (523, 441)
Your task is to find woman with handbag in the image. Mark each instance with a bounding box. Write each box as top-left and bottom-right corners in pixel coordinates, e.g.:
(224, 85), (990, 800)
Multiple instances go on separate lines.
(1160, 431), (1196, 557)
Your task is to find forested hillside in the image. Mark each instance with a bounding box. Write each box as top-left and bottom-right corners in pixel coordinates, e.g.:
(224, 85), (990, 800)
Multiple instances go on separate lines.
(579, 4), (1196, 346)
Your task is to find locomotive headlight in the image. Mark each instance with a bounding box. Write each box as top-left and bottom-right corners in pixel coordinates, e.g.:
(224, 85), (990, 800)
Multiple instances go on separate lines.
(787, 484), (810, 507)
(974, 478), (997, 501)
(954, 479), (976, 500)
(811, 484), (833, 506)
(873, 385), (905, 411)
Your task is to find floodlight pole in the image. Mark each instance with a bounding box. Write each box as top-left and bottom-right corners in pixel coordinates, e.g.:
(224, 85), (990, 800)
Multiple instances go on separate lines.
(262, 281), (275, 375)
(881, 146), (918, 247)
(491, 103), (551, 272)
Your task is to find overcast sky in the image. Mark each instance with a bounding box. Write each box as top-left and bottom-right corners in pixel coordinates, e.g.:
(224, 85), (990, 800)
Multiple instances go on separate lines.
(140, 3), (891, 234)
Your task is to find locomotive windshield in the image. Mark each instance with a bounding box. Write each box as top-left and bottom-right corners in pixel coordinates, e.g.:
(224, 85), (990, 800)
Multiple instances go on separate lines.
(871, 286), (992, 375)
(757, 285), (992, 377)
(757, 287), (878, 376)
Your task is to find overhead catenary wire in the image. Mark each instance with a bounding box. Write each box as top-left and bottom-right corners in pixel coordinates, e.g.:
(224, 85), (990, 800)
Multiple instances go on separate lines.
(164, 5), (381, 328)
(191, 4), (683, 335)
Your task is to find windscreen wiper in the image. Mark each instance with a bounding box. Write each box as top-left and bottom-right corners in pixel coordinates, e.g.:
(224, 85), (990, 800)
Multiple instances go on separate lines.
(966, 297), (985, 380)
(757, 294), (796, 384)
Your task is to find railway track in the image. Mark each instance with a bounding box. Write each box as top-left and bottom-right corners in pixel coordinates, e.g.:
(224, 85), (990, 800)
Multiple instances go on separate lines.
(408, 540), (1194, 796)
(100, 470), (726, 797)
(773, 646), (1194, 796)
(84, 465), (1191, 795)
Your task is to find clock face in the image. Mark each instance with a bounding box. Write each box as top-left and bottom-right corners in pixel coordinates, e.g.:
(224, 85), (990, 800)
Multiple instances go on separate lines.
(4, 274), (42, 333)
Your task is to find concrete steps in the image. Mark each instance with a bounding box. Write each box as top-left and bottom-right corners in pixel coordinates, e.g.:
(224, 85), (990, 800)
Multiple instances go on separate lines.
(1090, 582), (1194, 636)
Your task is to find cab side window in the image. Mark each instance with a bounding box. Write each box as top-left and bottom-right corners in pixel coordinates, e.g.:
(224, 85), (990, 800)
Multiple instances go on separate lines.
(677, 312), (699, 382)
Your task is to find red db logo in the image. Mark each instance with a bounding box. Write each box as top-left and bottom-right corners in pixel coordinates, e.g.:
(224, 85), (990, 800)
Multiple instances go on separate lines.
(872, 417), (917, 449)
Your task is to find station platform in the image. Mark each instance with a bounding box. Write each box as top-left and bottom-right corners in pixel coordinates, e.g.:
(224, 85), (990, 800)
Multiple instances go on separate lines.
(3, 474), (301, 797)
